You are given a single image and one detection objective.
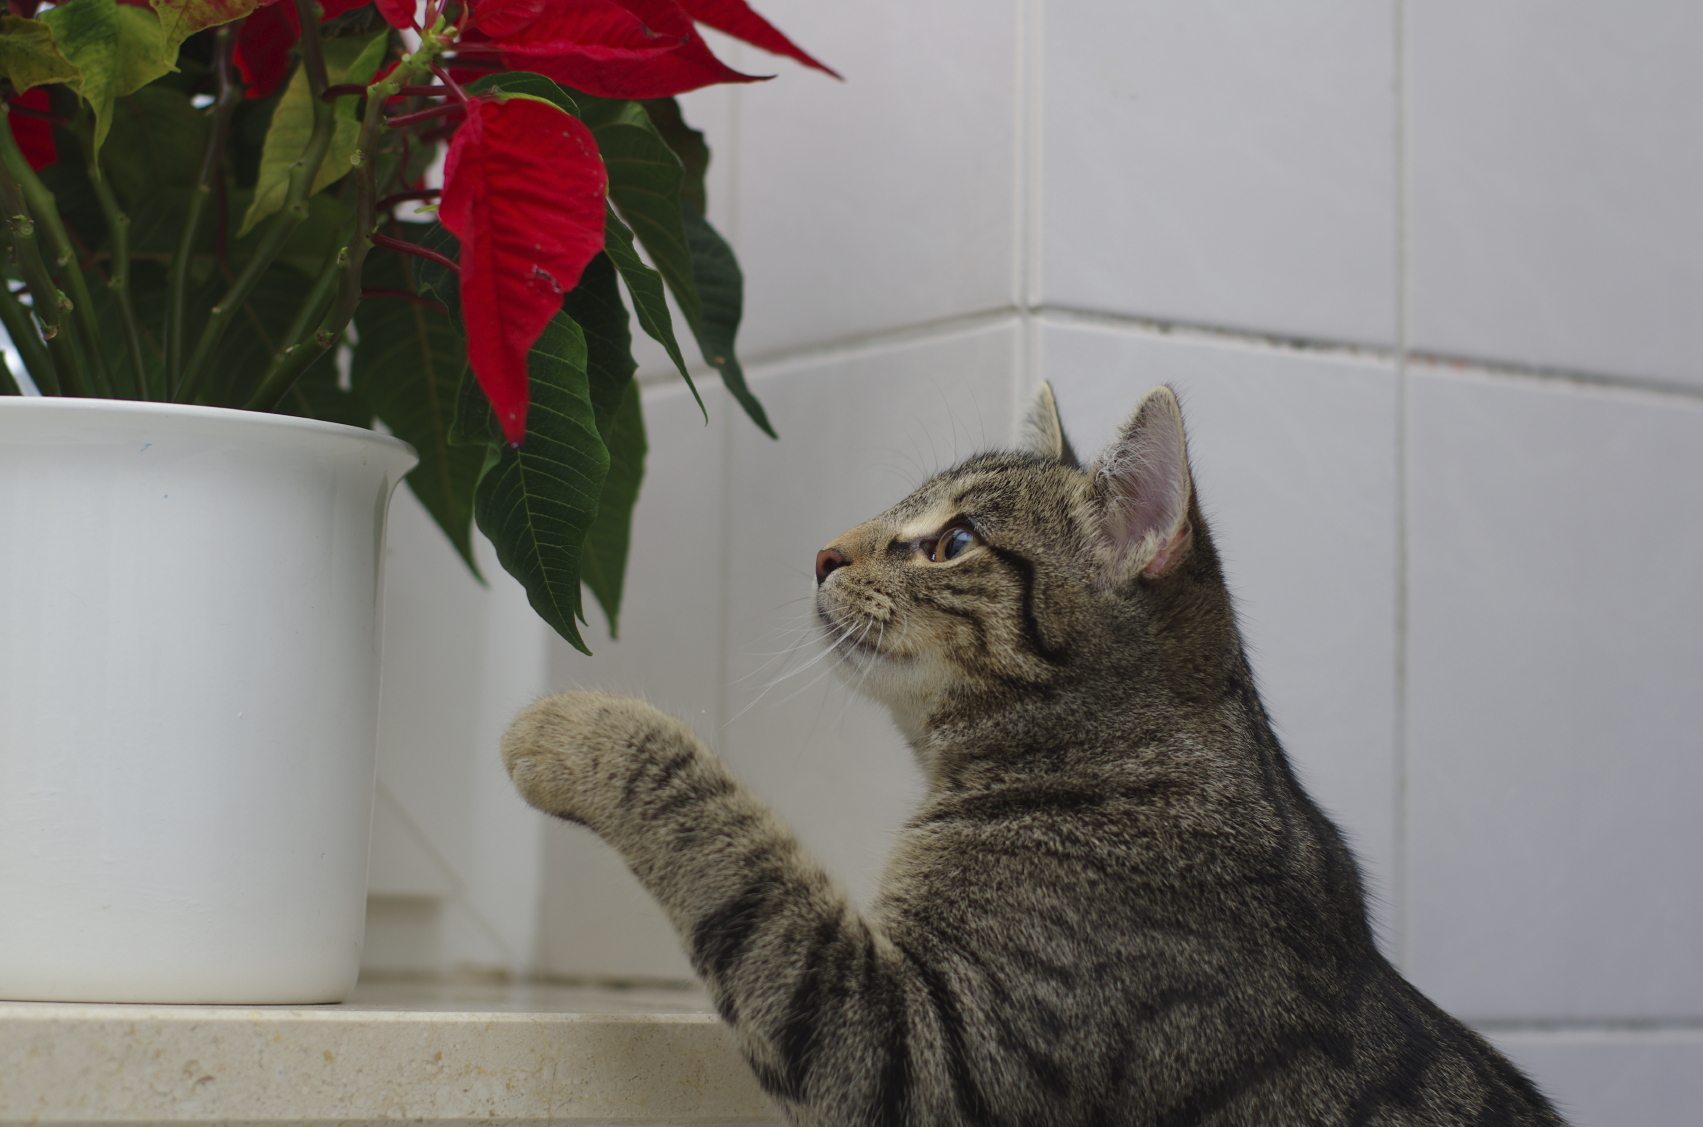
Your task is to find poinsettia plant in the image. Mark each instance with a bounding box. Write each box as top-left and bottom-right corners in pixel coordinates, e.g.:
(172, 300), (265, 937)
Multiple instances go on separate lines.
(0, 0), (832, 651)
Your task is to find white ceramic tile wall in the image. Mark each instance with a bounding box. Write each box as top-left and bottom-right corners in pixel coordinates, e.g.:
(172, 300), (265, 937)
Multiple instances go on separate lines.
(721, 323), (1020, 908)
(364, 491), (554, 975)
(1493, 1032), (1703, 1127)
(1040, 1), (1398, 345)
(1405, 368), (1703, 1021)
(1406, 1), (1703, 387)
(1037, 322), (1401, 920)
(726, 0), (1020, 356)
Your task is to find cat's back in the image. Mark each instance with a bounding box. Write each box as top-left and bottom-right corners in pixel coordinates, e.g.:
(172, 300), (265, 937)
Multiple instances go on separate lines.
(869, 781), (1564, 1126)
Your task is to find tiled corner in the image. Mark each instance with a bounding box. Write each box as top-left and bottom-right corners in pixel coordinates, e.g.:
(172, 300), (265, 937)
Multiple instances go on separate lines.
(1040, 2), (1398, 346)
(1038, 322), (1401, 927)
(1490, 1031), (1703, 1127)
(1406, 1), (1703, 386)
(535, 382), (732, 981)
(369, 487), (554, 976)
(1405, 368), (1703, 1019)
(722, 321), (1020, 908)
(728, 0), (1019, 356)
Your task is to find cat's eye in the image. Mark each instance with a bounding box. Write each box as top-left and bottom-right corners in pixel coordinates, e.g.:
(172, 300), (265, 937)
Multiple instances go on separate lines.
(930, 525), (978, 562)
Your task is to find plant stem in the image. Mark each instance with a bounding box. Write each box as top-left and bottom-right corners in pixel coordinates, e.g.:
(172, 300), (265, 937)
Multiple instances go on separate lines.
(0, 278), (58, 392)
(0, 131), (84, 394)
(0, 110), (113, 397)
(79, 128), (147, 398)
(167, 26), (241, 399)
(325, 83), (453, 100)
(241, 242), (343, 410)
(177, 1), (338, 404)
(378, 187), (441, 209)
(0, 348), (19, 395)
(361, 286), (447, 309)
(429, 62), (471, 104)
(246, 33), (448, 411)
(385, 102), (464, 129)
(370, 232), (458, 272)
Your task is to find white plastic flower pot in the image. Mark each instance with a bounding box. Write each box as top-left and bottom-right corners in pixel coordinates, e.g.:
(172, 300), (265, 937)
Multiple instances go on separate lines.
(0, 399), (416, 1004)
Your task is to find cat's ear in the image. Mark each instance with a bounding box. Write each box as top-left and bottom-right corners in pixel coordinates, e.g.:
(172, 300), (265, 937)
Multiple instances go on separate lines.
(1013, 381), (1079, 466)
(1093, 385), (1194, 581)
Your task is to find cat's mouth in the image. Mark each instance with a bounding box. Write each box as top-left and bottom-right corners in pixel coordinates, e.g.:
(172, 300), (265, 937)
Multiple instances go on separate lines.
(816, 606), (898, 663)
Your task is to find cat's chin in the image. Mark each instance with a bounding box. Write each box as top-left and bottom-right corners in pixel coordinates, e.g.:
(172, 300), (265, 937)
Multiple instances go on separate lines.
(828, 638), (943, 724)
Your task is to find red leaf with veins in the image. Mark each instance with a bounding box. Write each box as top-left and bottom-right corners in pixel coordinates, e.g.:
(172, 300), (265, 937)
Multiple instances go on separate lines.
(470, 0), (767, 99)
(439, 95), (608, 444)
(7, 89), (57, 171)
(678, 0), (838, 78)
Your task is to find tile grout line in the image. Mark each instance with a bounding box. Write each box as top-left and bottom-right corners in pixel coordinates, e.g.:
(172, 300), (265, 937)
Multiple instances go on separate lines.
(1475, 1018), (1703, 1036)
(664, 302), (1703, 409)
(1391, 0), (1411, 969)
(1012, 0), (1045, 419)
(1027, 305), (1399, 362)
(714, 355), (735, 741)
(715, 44), (743, 742)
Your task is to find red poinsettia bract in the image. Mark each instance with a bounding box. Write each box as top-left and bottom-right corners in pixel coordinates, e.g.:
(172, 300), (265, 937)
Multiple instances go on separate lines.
(231, 0), (371, 98)
(460, 0), (763, 99)
(5, 88), (57, 170)
(438, 95), (607, 444)
(678, 0), (839, 78)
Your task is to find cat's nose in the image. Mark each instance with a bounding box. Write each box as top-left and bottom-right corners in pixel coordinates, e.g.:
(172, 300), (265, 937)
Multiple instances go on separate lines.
(815, 547), (850, 585)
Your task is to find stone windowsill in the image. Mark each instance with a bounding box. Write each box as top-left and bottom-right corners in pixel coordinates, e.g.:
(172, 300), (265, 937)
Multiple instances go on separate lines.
(0, 977), (779, 1126)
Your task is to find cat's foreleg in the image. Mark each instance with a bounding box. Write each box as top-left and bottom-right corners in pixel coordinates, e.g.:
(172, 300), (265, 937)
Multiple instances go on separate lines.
(502, 692), (922, 1122)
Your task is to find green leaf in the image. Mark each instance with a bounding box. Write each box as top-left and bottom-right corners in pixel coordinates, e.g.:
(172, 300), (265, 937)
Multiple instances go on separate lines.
(561, 251), (645, 635)
(602, 204), (698, 407)
(100, 85), (205, 218)
(464, 314), (611, 654)
(640, 97), (709, 214)
(582, 379), (645, 639)
(238, 29), (388, 236)
(147, 0), (267, 51)
(40, 0), (178, 155)
(269, 191), (349, 278)
(681, 205), (773, 437)
(590, 100), (702, 330)
(0, 15), (80, 93)
(590, 100), (770, 435)
(467, 70), (580, 116)
(352, 248), (485, 577)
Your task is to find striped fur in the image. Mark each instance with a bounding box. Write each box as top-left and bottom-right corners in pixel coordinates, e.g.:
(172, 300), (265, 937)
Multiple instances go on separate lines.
(503, 385), (1566, 1125)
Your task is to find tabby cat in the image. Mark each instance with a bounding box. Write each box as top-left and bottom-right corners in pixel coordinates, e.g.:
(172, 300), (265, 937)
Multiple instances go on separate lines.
(503, 383), (1566, 1125)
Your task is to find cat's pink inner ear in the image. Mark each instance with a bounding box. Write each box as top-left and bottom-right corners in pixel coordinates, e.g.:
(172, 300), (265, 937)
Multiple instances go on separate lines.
(1098, 386), (1193, 580)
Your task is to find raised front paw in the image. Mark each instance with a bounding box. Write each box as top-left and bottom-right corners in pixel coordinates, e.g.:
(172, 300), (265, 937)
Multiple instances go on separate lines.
(501, 691), (687, 829)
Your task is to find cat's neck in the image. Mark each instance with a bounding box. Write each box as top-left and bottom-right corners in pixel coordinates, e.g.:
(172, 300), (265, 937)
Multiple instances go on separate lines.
(906, 640), (1274, 795)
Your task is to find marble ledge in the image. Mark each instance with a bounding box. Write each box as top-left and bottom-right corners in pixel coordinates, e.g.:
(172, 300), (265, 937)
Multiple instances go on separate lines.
(0, 978), (780, 1126)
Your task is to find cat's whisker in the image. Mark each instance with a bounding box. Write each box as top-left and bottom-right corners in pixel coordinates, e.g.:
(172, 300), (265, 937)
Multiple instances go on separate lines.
(832, 618), (885, 728)
(774, 617), (873, 712)
(931, 380), (966, 466)
(731, 629), (820, 684)
(722, 617), (862, 729)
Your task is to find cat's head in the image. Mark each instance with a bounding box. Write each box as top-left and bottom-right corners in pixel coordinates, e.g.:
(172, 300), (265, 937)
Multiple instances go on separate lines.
(813, 383), (1224, 733)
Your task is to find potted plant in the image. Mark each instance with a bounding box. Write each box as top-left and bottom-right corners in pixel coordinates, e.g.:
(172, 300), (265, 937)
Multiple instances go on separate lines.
(0, 0), (829, 1003)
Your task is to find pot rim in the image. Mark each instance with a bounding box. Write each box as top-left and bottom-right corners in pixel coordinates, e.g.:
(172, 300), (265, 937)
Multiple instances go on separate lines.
(0, 395), (418, 468)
